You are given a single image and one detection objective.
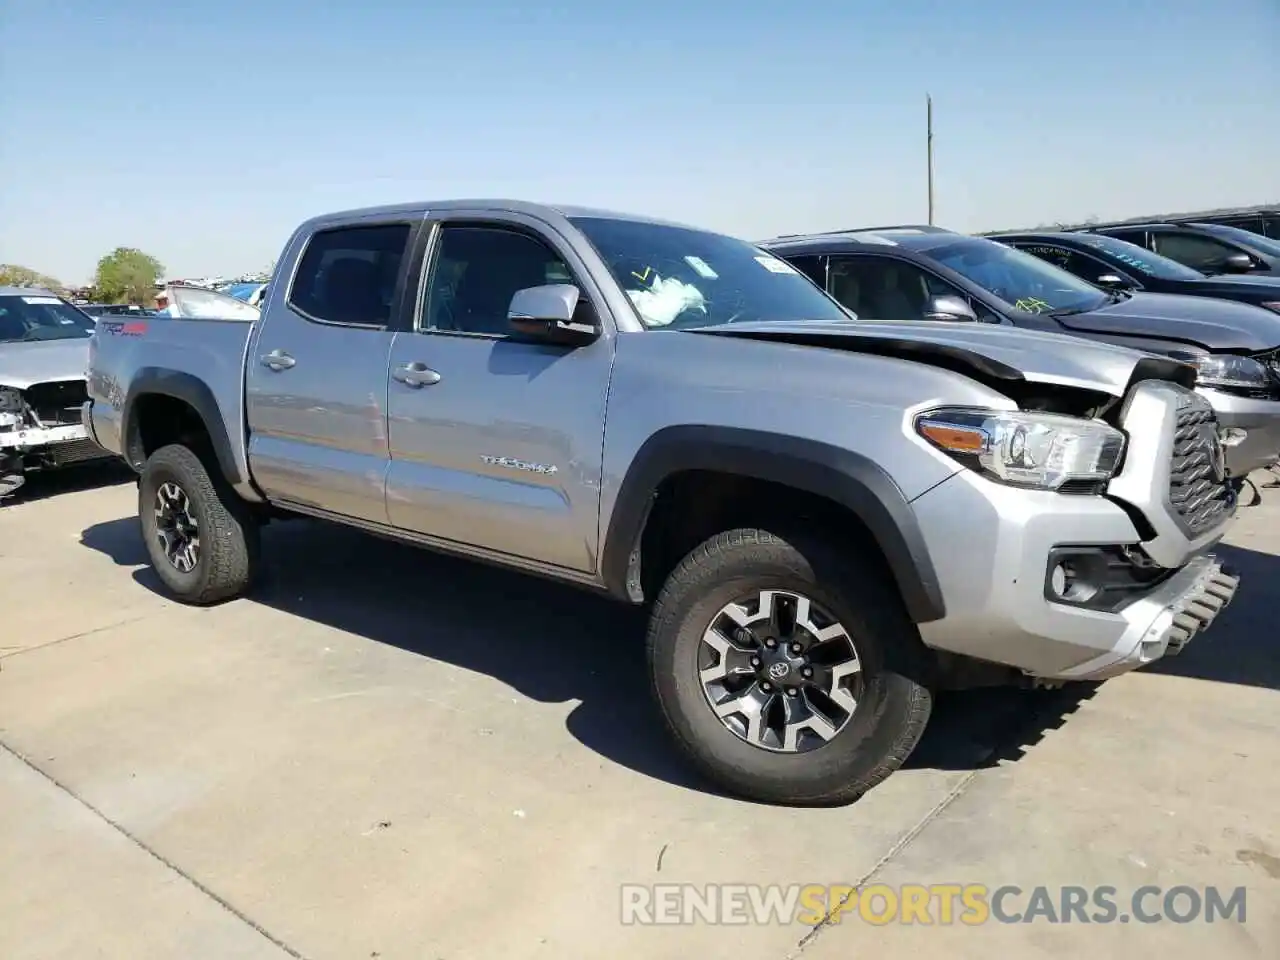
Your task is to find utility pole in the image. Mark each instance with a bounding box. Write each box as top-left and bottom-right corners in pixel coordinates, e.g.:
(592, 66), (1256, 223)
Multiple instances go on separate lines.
(926, 93), (935, 225)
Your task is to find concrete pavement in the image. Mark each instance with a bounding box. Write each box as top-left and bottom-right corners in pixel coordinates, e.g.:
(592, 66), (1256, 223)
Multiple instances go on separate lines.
(1, 465), (1277, 959)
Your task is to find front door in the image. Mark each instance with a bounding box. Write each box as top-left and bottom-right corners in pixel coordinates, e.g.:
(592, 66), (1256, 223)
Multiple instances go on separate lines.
(384, 217), (613, 573)
(245, 220), (415, 524)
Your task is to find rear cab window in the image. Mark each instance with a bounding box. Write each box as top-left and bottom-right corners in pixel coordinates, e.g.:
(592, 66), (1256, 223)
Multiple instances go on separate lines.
(287, 223), (412, 327)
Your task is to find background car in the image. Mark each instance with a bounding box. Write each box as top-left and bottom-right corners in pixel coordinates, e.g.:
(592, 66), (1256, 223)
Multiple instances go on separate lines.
(991, 231), (1280, 313)
(1080, 222), (1280, 277)
(762, 226), (1280, 482)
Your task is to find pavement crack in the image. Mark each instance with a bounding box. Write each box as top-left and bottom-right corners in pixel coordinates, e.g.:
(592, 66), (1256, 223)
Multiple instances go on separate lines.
(0, 615), (152, 661)
(0, 739), (311, 960)
(783, 770), (979, 959)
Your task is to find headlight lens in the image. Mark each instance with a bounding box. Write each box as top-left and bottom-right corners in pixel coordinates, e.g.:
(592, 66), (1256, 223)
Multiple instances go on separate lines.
(0, 387), (23, 413)
(1193, 354), (1270, 389)
(915, 407), (1126, 491)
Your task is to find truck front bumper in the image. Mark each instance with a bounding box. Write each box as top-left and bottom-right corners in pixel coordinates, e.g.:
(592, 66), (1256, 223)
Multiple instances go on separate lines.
(910, 469), (1238, 682)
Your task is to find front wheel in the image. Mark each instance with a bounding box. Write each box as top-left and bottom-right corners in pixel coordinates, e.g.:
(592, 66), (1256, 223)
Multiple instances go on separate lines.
(647, 528), (933, 806)
(138, 444), (260, 605)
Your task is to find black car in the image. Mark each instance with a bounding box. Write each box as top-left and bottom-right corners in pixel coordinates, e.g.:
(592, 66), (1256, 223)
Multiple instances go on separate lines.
(1082, 222), (1280, 277)
(761, 226), (1280, 480)
(992, 231), (1280, 314)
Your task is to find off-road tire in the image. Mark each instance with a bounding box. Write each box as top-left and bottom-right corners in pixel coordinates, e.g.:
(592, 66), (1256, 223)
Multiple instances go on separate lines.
(138, 443), (260, 605)
(647, 527), (933, 806)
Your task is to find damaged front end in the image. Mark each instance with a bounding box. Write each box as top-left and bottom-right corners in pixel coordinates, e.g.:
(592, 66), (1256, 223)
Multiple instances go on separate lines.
(0, 381), (111, 496)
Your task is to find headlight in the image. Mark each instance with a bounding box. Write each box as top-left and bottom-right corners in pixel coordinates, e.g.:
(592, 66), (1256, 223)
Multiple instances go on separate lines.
(915, 407), (1126, 491)
(1193, 354), (1270, 390)
(0, 387), (23, 413)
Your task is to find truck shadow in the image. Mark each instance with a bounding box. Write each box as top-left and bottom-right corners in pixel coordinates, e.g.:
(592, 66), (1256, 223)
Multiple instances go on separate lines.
(78, 517), (1278, 800)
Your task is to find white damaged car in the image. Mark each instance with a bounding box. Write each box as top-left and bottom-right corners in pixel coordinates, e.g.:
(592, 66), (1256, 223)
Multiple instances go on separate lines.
(0, 287), (113, 496)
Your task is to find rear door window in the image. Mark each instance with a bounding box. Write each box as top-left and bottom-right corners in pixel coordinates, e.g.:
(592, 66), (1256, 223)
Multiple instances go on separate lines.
(288, 223), (411, 327)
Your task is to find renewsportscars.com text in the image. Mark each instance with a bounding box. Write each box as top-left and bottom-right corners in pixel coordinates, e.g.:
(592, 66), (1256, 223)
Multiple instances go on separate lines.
(620, 883), (1248, 926)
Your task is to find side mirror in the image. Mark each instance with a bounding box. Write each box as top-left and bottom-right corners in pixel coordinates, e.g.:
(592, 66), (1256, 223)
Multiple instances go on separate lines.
(507, 284), (599, 346)
(1221, 252), (1256, 274)
(1095, 274), (1134, 290)
(923, 294), (978, 322)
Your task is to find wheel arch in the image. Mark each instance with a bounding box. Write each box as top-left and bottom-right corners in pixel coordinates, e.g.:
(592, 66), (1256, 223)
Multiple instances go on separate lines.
(123, 368), (245, 489)
(600, 426), (946, 623)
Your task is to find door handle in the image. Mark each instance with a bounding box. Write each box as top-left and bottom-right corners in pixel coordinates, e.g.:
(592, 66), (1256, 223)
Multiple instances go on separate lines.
(392, 362), (442, 388)
(261, 349), (296, 371)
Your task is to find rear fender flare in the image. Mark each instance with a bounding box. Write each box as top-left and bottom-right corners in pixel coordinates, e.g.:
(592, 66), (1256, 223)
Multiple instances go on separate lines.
(123, 368), (244, 488)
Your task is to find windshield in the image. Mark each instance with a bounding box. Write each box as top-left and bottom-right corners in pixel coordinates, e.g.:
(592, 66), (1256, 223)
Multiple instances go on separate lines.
(568, 217), (850, 329)
(927, 237), (1109, 315)
(0, 294), (95, 343)
(1072, 234), (1204, 280)
(1199, 224), (1280, 257)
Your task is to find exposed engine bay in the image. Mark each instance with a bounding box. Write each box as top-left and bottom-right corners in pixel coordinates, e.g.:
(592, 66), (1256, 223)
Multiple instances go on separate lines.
(0, 381), (110, 497)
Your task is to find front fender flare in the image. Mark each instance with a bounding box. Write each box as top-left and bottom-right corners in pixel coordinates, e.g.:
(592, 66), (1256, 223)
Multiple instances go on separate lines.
(600, 426), (946, 623)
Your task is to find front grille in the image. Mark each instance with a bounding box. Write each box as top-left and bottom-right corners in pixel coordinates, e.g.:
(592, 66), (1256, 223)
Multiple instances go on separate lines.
(1168, 399), (1233, 535)
(24, 380), (88, 427)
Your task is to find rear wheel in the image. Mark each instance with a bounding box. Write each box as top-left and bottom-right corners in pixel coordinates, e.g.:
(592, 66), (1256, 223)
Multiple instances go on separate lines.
(138, 444), (259, 604)
(647, 528), (933, 806)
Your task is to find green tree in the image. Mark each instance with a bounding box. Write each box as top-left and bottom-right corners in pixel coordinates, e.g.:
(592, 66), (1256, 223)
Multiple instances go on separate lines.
(0, 264), (63, 291)
(94, 247), (165, 304)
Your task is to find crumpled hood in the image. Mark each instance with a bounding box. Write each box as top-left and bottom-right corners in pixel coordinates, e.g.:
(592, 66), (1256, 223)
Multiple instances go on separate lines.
(688, 319), (1191, 397)
(1060, 291), (1280, 352)
(0, 338), (91, 389)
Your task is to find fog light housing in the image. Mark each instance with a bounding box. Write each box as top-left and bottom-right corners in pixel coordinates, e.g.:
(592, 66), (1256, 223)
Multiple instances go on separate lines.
(1043, 546), (1173, 611)
(1047, 558), (1100, 605)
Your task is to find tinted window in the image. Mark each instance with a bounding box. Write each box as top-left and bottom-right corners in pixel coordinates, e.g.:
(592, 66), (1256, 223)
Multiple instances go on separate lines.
(1102, 229), (1148, 247)
(0, 294), (95, 343)
(785, 255), (827, 287)
(926, 238), (1108, 315)
(288, 223), (410, 327)
(1197, 224), (1280, 258)
(1071, 235), (1203, 280)
(828, 256), (956, 321)
(571, 217), (849, 329)
(422, 226), (579, 336)
(1150, 232), (1247, 273)
(1013, 244), (1114, 282)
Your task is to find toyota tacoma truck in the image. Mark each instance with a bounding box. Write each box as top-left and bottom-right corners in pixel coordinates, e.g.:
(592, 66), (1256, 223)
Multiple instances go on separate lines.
(84, 201), (1240, 806)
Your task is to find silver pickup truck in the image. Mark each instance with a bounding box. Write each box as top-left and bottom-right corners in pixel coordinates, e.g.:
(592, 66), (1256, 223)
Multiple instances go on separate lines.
(85, 200), (1240, 805)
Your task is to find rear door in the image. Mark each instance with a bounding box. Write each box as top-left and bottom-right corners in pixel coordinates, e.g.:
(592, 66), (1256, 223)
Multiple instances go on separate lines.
(244, 218), (418, 523)
(383, 213), (613, 573)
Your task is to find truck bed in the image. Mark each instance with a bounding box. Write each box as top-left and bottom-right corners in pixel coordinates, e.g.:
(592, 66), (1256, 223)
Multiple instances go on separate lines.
(87, 315), (259, 496)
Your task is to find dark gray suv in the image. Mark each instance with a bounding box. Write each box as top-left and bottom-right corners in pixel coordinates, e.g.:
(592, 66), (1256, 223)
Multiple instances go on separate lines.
(762, 226), (1280, 481)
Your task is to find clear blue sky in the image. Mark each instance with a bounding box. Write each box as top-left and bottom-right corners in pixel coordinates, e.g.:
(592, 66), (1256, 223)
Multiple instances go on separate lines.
(1, 0), (1276, 284)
